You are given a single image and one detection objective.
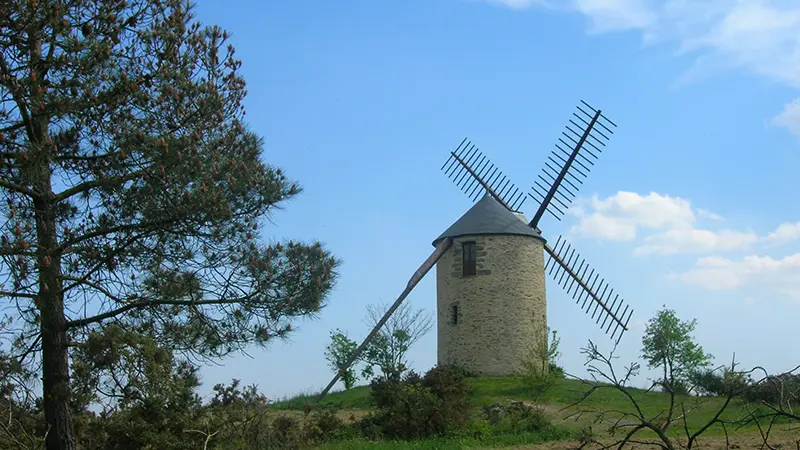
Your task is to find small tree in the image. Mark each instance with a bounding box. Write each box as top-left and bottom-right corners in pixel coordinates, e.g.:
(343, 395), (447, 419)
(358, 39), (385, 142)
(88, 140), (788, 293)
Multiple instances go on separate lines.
(641, 307), (712, 395)
(323, 329), (358, 390)
(521, 328), (562, 399)
(360, 301), (433, 381)
(323, 302), (433, 387)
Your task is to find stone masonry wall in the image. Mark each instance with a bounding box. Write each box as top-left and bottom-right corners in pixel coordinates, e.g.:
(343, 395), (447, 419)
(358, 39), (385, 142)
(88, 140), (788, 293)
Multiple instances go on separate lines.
(436, 234), (547, 377)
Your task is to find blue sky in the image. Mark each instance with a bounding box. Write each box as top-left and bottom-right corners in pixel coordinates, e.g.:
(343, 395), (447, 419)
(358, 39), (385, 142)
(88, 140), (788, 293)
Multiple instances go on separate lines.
(193, 0), (800, 400)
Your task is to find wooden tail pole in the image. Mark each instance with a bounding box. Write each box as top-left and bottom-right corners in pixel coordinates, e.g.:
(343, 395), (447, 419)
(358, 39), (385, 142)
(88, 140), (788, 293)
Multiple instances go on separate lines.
(313, 237), (454, 404)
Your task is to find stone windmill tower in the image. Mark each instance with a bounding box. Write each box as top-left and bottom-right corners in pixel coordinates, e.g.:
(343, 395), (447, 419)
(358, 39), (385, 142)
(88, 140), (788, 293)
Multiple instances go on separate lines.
(316, 101), (634, 400)
(432, 193), (547, 376)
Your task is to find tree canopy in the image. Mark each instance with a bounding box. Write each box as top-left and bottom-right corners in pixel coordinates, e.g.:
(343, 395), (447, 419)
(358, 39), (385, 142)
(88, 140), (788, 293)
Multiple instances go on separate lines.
(0, 1), (338, 448)
(641, 307), (712, 394)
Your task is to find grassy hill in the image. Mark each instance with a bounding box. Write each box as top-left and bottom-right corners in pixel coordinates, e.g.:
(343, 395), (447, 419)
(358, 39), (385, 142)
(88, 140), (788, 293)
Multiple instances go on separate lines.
(269, 376), (796, 449)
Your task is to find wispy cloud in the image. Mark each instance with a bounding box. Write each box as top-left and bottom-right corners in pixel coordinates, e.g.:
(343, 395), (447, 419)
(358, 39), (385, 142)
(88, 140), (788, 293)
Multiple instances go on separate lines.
(677, 253), (800, 299)
(697, 208), (724, 221)
(482, 0), (800, 139)
(570, 191), (800, 254)
(569, 191), (800, 298)
(771, 99), (800, 139)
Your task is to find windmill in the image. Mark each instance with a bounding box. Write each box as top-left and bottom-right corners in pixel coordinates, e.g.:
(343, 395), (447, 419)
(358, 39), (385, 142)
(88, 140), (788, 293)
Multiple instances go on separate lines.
(315, 100), (633, 400)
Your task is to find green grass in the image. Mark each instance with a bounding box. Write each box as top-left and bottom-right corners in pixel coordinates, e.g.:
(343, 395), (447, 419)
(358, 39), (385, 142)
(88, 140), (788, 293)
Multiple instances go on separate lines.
(315, 430), (570, 450)
(271, 387), (372, 411)
(272, 376), (778, 448)
(470, 377), (769, 438)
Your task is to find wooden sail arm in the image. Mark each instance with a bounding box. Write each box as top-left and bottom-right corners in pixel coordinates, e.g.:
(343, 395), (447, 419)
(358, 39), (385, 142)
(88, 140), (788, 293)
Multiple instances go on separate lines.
(313, 237), (454, 404)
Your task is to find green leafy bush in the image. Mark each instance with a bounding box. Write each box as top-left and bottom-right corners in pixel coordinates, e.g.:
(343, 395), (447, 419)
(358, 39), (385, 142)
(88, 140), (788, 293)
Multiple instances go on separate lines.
(304, 406), (360, 443)
(742, 373), (800, 406)
(482, 402), (562, 436)
(362, 365), (472, 439)
(689, 367), (750, 397)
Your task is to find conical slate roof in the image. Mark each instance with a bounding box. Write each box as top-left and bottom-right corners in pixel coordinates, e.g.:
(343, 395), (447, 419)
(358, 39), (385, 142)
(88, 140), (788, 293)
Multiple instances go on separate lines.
(432, 193), (543, 246)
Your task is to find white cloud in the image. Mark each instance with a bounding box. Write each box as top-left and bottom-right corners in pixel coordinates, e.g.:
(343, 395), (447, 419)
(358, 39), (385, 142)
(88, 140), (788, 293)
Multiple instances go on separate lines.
(571, 191), (800, 254)
(771, 99), (800, 139)
(697, 208), (724, 221)
(482, 0), (800, 139)
(571, 191), (695, 241)
(678, 253), (800, 299)
(635, 228), (759, 255)
(763, 221), (800, 244)
(574, 0), (657, 33)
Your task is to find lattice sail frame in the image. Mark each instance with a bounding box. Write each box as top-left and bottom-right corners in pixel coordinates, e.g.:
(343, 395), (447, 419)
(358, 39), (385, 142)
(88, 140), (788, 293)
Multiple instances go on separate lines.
(529, 100), (617, 228)
(440, 100), (633, 344)
(442, 138), (528, 211)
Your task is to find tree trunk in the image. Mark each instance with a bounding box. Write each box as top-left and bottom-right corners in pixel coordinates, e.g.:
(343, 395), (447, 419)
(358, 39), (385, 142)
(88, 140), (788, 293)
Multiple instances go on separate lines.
(37, 198), (77, 450)
(41, 310), (77, 450)
(25, 25), (77, 450)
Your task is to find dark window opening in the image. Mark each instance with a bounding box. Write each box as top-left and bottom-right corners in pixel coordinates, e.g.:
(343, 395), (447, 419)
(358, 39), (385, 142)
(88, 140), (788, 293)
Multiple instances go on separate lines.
(451, 304), (459, 325)
(462, 241), (476, 276)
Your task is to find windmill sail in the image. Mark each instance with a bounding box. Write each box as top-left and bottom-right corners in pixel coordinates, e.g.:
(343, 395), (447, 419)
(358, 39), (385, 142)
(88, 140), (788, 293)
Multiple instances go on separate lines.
(529, 100), (617, 228)
(440, 106), (632, 343)
(442, 138), (527, 211)
(314, 237), (454, 404)
(545, 236), (632, 343)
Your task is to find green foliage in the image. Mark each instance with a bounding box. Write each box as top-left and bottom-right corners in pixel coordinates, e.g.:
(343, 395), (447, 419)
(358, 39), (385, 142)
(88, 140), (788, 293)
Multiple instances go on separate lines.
(324, 329), (359, 390)
(359, 302), (433, 382)
(641, 307), (713, 394)
(74, 370), (356, 450)
(267, 416), (305, 449)
(363, 365), (472, 439)
(521, 369), (555, 401)
(71, 325), (202, 413)
(479, 402), (567, 438)
(1, 0), (340, 446)
(303, 406), (360, 443)
(360, 329), (411, 381)
(689, 366), (751, 397)
(324, 302), (433, 388)
(742, 373), (800, 406)
(520, 328), (564, 400)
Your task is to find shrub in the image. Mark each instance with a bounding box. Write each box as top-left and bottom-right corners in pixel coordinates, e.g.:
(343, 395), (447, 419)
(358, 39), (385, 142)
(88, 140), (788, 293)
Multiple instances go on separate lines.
(689, 369), (725, 396)
(474, 401), (569, 441)
(689, 367), (751, 397)
(743, 373), (800, 406)
(549, 363), (565, 379)
(520, 328), (563, 400)
(362, 365), (472, 439)
(483, 402), (558, 433)
(304, 406), (359, 442)
(268, 415), (305, 449)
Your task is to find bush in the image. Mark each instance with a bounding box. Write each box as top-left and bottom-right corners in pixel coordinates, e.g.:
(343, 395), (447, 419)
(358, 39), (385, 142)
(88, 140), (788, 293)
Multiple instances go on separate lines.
(689, 369), (725, 396)
(689, 368), (751, 397)
(268, 415), (305, 449)
(549, 363), (565, 379)
(362, 365), (472, 439)
(469, 401), (569, 441)
(304, 406), (359, 442)
(77, 376), (359, 450)
(743, 373), (800, 406)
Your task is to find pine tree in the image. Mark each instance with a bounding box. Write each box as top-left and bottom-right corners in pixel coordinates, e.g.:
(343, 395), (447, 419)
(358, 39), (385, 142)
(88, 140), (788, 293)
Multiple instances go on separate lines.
(0, 2), (338, 448)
